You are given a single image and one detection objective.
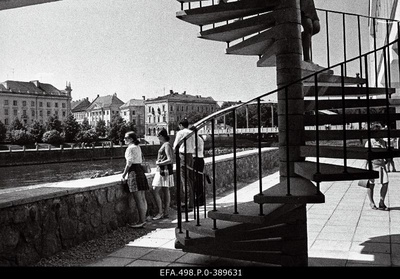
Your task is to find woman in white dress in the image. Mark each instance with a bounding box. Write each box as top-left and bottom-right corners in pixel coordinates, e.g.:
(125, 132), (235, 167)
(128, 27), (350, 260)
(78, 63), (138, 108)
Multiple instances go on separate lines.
(152, 129), (174, 219)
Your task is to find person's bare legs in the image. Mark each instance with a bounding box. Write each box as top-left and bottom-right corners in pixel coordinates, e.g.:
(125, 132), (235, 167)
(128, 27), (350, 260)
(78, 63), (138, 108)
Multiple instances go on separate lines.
(301, 17), (320, 62)
(133, 191), (147, 224)
(367, 183), (376, 209)
(379, 182), (389, 209)
(153, 187), (164, 217)
(162, 187), (171, 217)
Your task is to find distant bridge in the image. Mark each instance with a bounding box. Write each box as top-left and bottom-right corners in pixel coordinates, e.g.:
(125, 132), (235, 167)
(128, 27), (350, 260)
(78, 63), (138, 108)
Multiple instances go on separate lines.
(198, 127), (279, 135)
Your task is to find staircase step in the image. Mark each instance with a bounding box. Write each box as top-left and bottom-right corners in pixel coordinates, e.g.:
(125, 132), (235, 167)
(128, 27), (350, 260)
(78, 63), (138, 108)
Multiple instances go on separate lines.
(304, 129), (400, 141)
(304, 98), (400, 111)
(303, 112), (400, 126)
(207, 201), (300, 224)
(181, 218), (245, 238)
(303, 74), (367, 86)
(256, 42), (277, 66)
(176, 0), (280, 26)
(254, 177), (325, 204)
(226, 28), (276, 55)
(303, 86), (395, 97)
(294, 161), (378, 182)
(300, 145), (400, 160)
(199, 12), (276, 42)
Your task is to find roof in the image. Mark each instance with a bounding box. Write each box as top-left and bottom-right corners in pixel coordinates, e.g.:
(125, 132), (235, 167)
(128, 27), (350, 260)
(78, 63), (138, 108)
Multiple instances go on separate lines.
(120, 99), (145, 109)
(86, 94), (125, 111)
(147, 91), (217, 104)
(0, 80), (65, 95)
(71, 98), (91, 112)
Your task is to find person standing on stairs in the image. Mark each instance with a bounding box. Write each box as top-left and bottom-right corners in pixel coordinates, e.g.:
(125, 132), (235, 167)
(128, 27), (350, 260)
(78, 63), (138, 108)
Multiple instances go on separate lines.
(364, 123), (389, 211)
(300, 0), (321, 63)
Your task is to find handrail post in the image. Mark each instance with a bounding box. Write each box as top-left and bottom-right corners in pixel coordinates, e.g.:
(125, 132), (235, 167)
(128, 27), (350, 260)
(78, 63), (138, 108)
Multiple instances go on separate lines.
(232, 109), (238, 214)
(257, 98), (264, 216)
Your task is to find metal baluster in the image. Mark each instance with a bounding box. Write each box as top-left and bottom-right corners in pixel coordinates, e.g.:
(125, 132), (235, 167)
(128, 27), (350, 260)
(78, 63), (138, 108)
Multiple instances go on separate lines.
(387, 20), (392, 87)
(373, 18), (378, 87)
(343, 14), (347, 76)
(232, 109), (238, 214)
(383, 46), (392, 150)
(314, 74), (320, 192)
(326, 11), (330, 68)
(285, 87), (291, 196)
(365, 55), (373, 170)
(176, 145), (182, 233)
(341, 64), (348, 173)
(257, 98), (263, 216)
(357, 15), (363, 79)
(211, 120), (217, 230)
(194, 128), (200, 226)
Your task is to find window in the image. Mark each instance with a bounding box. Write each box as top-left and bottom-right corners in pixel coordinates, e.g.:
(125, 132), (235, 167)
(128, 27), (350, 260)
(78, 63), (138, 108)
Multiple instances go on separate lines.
(132, 110), (136, 115)
(47, 102), (51, 107)
(40, 110), (43, 117)
(62, 111), (66, 117)
(32, 110), (35, 117)
(13, 109), (17, 116)
(4, 100), (8, 106)
(62, 103), (66, 108)
(55, 110), (59, 116)
(22, 101), (26, 107)
(170, 106), (173, 111)
(31, 101), (35, 107)
(23, 110), (27, 116)
(124, 111), (127, 116)
(47, 110), (51, 116)
(4, 118), (8, 125)
(55, 103), (58, 108)
(39, 102), (43, 107)
(13, 100), (17, 106)
(4, 109), (8, 115)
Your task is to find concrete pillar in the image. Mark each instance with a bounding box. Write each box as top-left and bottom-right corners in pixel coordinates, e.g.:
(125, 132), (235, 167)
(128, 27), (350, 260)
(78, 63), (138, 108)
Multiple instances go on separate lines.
(275, 0), (304, 182)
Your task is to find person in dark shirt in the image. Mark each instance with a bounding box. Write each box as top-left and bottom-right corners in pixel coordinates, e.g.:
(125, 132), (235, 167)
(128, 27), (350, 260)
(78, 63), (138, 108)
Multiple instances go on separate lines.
(300, 0), (320, 62)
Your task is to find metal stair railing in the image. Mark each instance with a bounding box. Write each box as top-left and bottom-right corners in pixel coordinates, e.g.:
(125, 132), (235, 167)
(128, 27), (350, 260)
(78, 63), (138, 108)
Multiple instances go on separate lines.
(174, 5), (400, 239)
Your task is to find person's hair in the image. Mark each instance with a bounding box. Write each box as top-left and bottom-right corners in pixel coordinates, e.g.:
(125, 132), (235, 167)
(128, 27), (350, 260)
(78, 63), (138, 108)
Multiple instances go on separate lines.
(125, 131), (140, 145)
(157, 128), (170, 142)
(179, 118), (189, 128)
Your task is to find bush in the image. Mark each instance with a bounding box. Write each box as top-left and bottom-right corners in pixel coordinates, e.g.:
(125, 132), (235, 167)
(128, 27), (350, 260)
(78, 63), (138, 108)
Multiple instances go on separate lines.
(74, 128), (99, 144)
(9, 129), (35, 145)
(42, 130), (64, 145)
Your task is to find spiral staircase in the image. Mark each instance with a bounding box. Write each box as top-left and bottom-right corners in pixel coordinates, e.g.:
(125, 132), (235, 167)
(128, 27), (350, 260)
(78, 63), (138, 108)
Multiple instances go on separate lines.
(173, 0), (400, 266)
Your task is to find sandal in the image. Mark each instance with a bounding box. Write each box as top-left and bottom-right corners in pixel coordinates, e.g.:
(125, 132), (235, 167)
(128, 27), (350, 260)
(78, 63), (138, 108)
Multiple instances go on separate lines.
(152, 213), (163, 220)
(378, 202), (389, 211)
(128, 222), (146, 228)
(370, 203), (378, 210)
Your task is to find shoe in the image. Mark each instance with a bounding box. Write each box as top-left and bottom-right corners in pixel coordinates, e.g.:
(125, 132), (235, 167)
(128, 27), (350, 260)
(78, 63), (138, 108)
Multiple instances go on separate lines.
(378, 202), (389, 211)
(152, 213), (163, 220)
(370, 203), (378, 210)
(128, 222), (146, 228)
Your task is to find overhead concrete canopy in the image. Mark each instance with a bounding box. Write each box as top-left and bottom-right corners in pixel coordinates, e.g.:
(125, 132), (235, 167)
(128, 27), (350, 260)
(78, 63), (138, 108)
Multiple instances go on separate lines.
(0, 0), (60, 11)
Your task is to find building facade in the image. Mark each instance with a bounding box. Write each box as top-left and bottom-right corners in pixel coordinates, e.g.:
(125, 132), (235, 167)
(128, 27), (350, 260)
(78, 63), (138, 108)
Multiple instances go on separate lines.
(120, 98), (146, 137)
(86, 93), (125, 127)
(145, 90), (219, 136)
(71, 97), (91, 125)
(0, 80), (72, 127)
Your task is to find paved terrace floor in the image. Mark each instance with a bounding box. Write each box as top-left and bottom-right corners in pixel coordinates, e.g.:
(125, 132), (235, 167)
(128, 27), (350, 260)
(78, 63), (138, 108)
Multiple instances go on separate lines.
(87, 158), (400, 267)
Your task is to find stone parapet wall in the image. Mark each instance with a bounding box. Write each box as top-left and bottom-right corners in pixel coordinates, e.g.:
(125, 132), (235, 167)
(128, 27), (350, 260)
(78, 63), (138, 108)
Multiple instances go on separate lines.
(0, 147), (278, 266)
(0, 145), (160, 167)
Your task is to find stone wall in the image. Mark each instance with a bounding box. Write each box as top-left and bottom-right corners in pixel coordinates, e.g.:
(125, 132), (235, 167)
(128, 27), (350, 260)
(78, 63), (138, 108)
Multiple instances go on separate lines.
(0, 144), (160, 167)
(0, 147), (278, 266)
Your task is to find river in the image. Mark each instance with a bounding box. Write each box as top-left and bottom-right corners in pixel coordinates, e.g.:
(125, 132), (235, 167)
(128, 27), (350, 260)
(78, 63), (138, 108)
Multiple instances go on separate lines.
(0, 157), (157, 190)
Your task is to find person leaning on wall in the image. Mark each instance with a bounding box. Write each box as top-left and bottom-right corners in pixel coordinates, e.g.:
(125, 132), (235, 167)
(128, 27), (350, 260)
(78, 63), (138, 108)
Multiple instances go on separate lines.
(122, 131), (150, 228)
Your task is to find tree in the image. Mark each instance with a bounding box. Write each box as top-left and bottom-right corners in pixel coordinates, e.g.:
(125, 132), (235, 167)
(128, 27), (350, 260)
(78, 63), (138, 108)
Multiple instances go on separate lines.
(62, 114), (80, 142)
(29, 120), (45, 143)
(0, 120), (7, 142)
(42, 130), (64, 145)
(95, 119), (107, 138)
(74, 128), (99, 144)
(9, 118), (26, 132)
(9, 130), (35, 145)
(108, 114), (128, 144)
(80, 117), (91, 131)
(45, 115), (62, 133)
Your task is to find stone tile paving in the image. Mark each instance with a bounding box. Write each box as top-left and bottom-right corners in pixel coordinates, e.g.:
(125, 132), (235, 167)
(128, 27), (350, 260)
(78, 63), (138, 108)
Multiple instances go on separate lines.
(88, 158), (400, 267)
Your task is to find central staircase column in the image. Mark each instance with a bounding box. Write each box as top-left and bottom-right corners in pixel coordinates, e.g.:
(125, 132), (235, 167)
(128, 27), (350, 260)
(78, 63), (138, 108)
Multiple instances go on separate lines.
(275, 0), (308, 266)
(276, 0), (304, 185)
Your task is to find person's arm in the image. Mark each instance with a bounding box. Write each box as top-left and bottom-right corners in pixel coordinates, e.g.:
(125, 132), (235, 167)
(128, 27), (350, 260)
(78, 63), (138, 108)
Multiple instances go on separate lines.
(173, 131), (182, 151)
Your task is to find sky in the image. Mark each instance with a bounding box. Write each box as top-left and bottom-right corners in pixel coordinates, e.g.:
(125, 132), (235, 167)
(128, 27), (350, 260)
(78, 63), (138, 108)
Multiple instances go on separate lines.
(0, 0), (370, 104)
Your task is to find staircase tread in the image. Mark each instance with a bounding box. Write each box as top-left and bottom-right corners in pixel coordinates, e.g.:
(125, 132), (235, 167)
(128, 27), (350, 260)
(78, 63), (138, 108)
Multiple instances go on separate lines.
(254, 177), (324, 204)
(199, 12), (276, 42)
(176, 0), (279, 26)
(303, 74), (367, 86)
(303, 86), (395, 97)
(304, 129), (400, 141)
(303, 112), (400, 126)
(294, 161), (379, 182)
(226, 28), (276, 55)
(181, 217), (246, 237)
